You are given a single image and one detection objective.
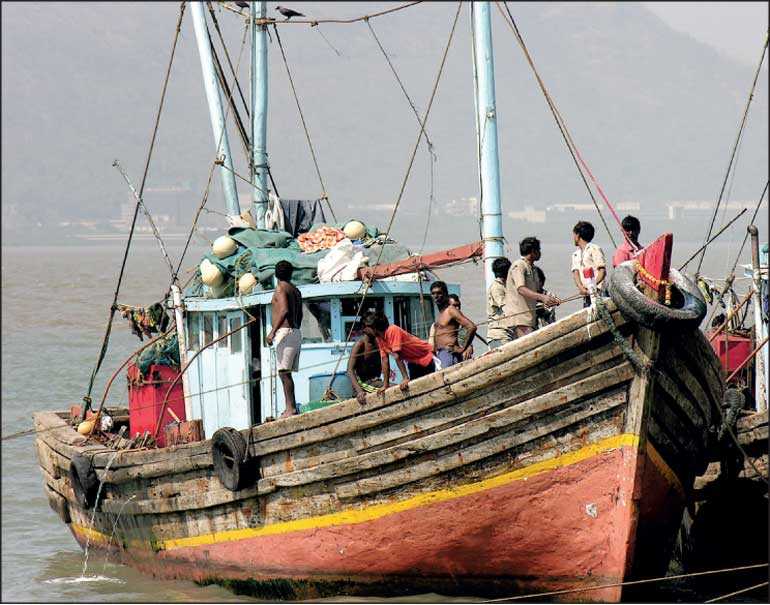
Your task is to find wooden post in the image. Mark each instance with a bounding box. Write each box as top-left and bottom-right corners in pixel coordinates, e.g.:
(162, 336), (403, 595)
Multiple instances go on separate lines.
(171, 285), (192, 420)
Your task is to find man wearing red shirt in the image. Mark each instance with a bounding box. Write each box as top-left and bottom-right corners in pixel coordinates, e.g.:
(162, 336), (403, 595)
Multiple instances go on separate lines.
(363, 311), (435, 393)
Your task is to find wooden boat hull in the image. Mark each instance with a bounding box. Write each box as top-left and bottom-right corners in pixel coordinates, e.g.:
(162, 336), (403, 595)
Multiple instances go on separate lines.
(35, 302), (722, 601)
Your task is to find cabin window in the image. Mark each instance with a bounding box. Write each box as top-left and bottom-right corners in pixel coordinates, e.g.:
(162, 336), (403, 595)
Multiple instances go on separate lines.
(202, 313), (214, 346)
(340, 296), (384, 340)
(301, 301), (332, 344)
(217, 315), (229, 348)
(187, 314), (200, 352)
(230, 317), (242, 353)
(394, 296), (434, 340)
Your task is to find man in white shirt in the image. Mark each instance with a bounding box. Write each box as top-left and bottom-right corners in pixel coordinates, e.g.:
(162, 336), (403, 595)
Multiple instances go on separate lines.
(571, 221), (607, 308)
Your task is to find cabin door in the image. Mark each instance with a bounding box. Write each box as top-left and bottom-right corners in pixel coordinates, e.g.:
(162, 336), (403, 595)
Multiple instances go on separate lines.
(186, 311), (253, 439)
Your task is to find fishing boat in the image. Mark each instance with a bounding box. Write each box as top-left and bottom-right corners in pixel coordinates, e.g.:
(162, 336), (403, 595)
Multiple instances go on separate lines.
(35, 2), (725, 601)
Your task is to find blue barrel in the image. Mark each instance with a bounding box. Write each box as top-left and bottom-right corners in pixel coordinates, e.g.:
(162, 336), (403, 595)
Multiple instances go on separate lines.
(308, 372), (354, 404)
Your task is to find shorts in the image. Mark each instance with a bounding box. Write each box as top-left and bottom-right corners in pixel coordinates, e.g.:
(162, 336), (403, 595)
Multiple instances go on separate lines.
(407, 359), (435, 379)
(274, 328), (301, 372)
(435, 348), (462, 369)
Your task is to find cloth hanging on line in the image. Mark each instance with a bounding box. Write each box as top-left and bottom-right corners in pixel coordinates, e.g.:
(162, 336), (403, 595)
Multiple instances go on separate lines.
(117, 302), (170, 341)
(280, 198), (328, 237)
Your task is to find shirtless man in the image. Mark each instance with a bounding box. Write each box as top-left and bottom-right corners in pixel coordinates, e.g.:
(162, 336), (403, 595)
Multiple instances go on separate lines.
(266, 260), (303, 417)
(430, 281), (477, 369)
(347, 312), (383, 405)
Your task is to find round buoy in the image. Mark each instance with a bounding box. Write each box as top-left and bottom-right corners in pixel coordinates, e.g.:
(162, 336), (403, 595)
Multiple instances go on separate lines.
(238, 272), (257, 294)
(212, 235), (238, 259)
(77, 419), (96, 436)
(343, 220), (366, 241)
(200, 258), (224, 287)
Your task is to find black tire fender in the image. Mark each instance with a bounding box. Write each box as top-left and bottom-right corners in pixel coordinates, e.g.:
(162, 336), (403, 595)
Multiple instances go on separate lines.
(69, 453), (99, 509)
(212, 427), (255, 492)
(608, 262), (707, 331)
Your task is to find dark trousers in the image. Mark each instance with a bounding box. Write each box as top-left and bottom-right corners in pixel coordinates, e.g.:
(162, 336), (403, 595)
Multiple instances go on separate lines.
(407, 360), (436, 379)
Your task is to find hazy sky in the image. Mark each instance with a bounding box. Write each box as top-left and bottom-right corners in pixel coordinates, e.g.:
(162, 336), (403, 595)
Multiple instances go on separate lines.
(644, 2), (769, 66)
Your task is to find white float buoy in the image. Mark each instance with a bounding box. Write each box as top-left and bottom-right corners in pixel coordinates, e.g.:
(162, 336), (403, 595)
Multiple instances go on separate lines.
(343, 220), (366, 241)
(200, 258), (224, 287)
(238, 272), (257, 294)
(212, 235), (238, 259)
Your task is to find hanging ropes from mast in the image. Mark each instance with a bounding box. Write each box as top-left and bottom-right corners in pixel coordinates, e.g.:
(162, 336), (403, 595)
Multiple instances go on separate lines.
(694, 31), (768, 276)
(272, 24), (337, 221)
(81, 2), (186, 414)
(495, 0), (622, 249)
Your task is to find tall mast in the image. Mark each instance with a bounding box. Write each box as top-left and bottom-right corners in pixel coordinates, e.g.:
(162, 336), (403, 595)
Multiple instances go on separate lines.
(471, 2), (504, 290)
(191, 1), (240, 218)
(251, 1), (269, 229)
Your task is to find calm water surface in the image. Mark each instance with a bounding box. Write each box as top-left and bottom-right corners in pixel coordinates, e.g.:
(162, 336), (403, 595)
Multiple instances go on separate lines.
(0, 229), (759, 602)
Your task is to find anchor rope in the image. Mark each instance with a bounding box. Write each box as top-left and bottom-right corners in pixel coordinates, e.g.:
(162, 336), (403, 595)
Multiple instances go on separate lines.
(495, 1), (619, 249)
(482, 562), (769, 602)
(695, 31), (768, 276)
(272, 24), (337, 221)
(82, 1), (186, 409)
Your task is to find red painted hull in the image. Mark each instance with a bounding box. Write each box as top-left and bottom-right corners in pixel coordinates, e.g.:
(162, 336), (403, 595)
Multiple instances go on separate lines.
(71, 441), (683, 601)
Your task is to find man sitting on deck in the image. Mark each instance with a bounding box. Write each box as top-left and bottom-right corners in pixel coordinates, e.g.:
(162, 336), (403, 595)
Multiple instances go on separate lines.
(347, 312), (384, 405)
(368, 311), (435, 393)
(429, 283), (477, 368)
(266, 260), (303, 418)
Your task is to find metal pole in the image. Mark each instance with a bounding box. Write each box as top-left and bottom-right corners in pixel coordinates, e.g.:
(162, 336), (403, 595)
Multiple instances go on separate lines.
(191, 1), (240, 217)
(471, 2), (505, 291)
(252, 0), (269, 228)
(171, 285), (193, 420)
(749, 225), (767, 411)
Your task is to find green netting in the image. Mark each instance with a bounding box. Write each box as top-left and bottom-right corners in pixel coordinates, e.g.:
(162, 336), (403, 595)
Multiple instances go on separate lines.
(135, 333), (180, 377)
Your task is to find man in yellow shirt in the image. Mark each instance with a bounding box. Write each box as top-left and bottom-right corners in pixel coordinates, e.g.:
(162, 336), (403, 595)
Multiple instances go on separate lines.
(505, 237), (561, 338)
(570, 221), (607, 308)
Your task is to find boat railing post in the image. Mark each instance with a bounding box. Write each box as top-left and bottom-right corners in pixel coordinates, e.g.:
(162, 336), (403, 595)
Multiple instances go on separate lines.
(171, 284), (193, 420)
(471, 1), (505, 292)
(191, 1), (241, 218)
(748, 225), (767, 412)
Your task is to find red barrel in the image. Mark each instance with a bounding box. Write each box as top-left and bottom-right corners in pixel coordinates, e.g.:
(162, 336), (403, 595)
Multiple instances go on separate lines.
(127, 363), (185, 448)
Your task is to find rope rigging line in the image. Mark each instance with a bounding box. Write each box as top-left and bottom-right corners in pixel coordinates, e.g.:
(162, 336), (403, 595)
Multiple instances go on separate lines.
(725, 181), (769, 279)
(365, 18), (438, 254)
(314, 27), (342, 57)
(175, 18), (251, 281)
(695, 31), (769, 276)
(322, 1), (463, 395)
(112, 159), (176, 278)
(243, 1), (425, 27)
(82, 2), (186, 410)
(496, 1), (620, 249)
(482, 562), (768, 603)
(678, 207), (748, 271)
(704, 580), (769, 603)
(272, 24), (337, 222)
(206, 1), (250, 119)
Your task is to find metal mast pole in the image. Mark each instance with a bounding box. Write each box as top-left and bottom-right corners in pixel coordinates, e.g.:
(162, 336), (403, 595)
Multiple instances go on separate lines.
(251, 0), (269, 228)
(191, 1), (240, 217)
(471, 1), (505, 291)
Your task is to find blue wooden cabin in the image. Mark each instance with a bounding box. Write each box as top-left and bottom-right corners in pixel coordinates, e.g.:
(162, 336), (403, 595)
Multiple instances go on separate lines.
(181, 279), (459, 438)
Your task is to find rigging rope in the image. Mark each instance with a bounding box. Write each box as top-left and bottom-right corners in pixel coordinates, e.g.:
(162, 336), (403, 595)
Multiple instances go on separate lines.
(695, 32), (769, 276)
(723, 181), (769, 284)
(496, 1), (619, 249)
(272, 24), (337, 222)
(175, 18), (251, 281)
(250, 1), (424, 27)
(323, 1), (463, 395)
(365, 19), (438, 254)
(81, 2), (186, 410)
(207, 1), (250, 118)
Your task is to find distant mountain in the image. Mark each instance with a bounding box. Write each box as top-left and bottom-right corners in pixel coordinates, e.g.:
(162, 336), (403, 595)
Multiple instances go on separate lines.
(2, 2), (767, 242)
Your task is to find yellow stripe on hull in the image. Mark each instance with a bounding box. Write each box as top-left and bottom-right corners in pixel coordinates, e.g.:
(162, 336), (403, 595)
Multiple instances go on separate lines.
(73, 433), (642, 551)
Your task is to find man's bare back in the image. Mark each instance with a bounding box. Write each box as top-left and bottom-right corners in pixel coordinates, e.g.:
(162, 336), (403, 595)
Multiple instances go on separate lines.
(270, 281), (302, 331)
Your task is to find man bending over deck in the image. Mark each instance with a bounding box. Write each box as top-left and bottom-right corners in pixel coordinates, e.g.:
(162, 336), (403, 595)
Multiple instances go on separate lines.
(347, 312), (384, 405)
(430, 282), (477, 368)
(266, 260), (303, 417)
(368, 311), (434, 393)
